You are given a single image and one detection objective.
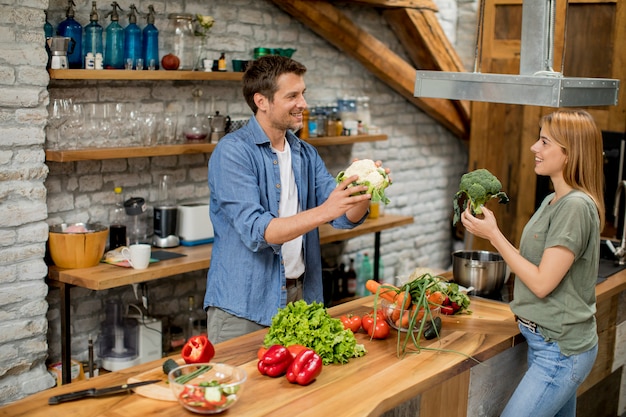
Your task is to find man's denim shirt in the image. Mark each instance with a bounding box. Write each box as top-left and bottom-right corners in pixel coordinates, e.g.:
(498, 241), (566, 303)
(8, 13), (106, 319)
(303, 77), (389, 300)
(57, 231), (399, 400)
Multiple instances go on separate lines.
(204, 116), (366, 326)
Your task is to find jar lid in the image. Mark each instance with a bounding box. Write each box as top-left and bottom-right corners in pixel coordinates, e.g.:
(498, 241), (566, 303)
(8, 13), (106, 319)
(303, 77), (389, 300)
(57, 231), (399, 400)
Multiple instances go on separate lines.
(124, 197), (146, 215)
(167, 13), (193, 20)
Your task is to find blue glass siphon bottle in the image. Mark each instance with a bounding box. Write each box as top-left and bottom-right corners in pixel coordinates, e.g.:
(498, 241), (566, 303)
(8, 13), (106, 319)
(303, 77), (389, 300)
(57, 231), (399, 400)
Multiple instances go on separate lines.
(104, 1), (125, 69)
(57, 0), (83, 68)
(123, 4), (142, 69)
(44, 11), (54, 38)
(83, 1), (103, 59)
(142, 5), (159, 70)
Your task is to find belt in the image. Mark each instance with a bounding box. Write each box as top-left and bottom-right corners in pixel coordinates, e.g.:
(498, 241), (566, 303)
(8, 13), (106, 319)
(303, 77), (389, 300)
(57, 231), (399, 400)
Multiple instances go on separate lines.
(286, 274), (304, 289)
(515, 315), (538, 333)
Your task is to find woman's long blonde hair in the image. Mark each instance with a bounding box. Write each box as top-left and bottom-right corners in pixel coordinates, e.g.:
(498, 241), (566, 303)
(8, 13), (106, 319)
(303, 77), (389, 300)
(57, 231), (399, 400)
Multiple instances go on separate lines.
(540, 109), (605, 230)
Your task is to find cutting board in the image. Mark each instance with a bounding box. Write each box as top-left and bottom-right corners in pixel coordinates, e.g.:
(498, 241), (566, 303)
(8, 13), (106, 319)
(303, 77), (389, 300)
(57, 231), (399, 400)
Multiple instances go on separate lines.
(127, 358), (186, 401)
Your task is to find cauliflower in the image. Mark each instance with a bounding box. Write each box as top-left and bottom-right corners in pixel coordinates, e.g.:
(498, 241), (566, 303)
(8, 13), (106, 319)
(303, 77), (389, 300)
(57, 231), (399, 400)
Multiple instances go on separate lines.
(452, 168), (509, 225)
(335, 159), (391, 204)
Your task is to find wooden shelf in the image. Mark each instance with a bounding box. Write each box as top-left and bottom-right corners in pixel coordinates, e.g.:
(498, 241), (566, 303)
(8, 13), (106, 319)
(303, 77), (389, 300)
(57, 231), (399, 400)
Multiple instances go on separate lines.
(45, 134), (388, 162)
(47, 214), (413, 291)
(48, 69), (244, 81)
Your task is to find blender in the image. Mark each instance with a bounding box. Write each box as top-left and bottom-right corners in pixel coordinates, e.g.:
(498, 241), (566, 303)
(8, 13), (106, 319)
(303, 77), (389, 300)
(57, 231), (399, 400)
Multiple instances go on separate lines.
(99, 300), (139, 371)
(152, 174), (179, 248)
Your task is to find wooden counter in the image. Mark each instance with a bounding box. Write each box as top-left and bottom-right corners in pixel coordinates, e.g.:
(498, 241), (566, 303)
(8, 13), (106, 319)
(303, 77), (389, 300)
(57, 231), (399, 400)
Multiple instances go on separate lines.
(4, 266), (626, 417)
(0, 296), (519, 417)
(46, 214), (414, 384)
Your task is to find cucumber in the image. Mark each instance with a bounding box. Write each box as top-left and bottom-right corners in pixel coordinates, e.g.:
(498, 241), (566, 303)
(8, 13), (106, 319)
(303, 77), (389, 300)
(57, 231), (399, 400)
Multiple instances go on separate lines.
(162, 358), (180, 376)
(204, 386), (222, 402)
(423, 316), (442, 340)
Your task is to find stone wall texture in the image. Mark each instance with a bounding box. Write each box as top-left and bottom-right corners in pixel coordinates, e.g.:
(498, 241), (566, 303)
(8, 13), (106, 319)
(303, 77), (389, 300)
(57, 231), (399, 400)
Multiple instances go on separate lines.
(0, 0), (472, 404)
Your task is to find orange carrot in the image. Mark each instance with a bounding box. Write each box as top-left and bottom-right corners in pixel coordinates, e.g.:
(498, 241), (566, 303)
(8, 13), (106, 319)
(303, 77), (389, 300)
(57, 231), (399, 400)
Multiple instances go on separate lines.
(396, 311), (410, 328)
(365, 280), (412, 310)
(426, 291), (446, 306)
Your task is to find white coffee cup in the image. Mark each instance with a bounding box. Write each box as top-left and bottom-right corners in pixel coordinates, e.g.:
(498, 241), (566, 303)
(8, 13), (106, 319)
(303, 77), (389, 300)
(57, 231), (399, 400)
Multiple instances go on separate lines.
(121, 244), (151, 270)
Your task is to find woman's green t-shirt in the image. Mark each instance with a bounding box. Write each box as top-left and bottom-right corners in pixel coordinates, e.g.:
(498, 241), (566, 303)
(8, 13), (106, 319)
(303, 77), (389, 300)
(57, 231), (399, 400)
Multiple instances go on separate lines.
(510, 190), (599, 355)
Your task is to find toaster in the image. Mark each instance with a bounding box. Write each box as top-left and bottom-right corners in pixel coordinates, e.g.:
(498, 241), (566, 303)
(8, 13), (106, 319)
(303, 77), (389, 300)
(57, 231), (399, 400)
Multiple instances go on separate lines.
(177, 203), (214, 245)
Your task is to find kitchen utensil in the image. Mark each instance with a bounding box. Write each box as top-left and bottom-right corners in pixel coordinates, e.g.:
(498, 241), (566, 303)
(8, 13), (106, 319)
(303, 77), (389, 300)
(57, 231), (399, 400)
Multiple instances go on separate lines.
(452, 250), (507, 296)
(48, 379), (160, 405)
(46, 36), (75, 69)
(207, 111), (230, 142)
(99, 300), (139, 371)
(153, 174), (179, 248)
(48, 223), (108, 269)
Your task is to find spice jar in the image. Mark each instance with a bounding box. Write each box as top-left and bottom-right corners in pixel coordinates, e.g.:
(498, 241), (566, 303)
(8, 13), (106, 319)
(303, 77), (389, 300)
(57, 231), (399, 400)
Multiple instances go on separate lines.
(166, 13), (196, 70)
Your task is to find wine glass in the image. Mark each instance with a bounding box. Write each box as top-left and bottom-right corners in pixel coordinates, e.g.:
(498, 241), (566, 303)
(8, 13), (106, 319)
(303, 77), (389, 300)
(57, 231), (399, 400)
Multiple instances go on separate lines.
(46, 98), (72, 150)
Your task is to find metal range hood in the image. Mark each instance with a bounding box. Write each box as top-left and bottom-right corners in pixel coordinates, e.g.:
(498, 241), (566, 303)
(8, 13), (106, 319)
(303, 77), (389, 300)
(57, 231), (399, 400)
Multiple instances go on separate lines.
(414, 0), (620, 107)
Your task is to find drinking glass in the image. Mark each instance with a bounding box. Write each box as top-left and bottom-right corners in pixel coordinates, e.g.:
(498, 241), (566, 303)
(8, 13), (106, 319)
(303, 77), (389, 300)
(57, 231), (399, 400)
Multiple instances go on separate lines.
(161, 113), (178, 144)
(61, 103), (85, 149)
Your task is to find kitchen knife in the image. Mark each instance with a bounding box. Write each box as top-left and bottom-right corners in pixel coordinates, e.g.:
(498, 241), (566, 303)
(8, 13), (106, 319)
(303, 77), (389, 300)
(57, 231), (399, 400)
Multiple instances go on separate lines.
(48, 379), (161, 405)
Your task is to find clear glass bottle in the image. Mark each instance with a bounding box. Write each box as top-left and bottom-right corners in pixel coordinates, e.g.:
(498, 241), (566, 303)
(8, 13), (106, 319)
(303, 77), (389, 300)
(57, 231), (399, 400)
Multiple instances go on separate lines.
(142, 5), (159, 70)
(185, 296), (199, 341)
(83, 1), (103, 59)
(357, 253), (373, 296)
(346, 258), (357, 296)
(109, 186), (126, 249)
(167, 13), (195, 70)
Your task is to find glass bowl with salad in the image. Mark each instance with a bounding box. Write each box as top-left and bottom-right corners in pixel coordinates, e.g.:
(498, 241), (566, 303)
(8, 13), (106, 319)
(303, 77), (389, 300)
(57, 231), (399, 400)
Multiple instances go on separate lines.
(168, 363), (247, 414)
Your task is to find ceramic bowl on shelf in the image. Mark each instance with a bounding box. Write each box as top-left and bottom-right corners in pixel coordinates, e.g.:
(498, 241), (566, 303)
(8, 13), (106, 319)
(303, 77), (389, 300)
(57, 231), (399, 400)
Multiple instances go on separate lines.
(379, 298), (440, 333)
(168, 363), (247, 414)
(48, 223), (108, 268)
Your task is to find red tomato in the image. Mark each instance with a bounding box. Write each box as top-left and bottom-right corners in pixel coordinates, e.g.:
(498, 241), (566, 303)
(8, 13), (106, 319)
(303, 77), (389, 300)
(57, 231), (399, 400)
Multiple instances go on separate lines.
(257, 346), (268, 360)
(287, 344), (309, 359)
(367, 319), (390, 339)
(340, 314), (362, 332)
(362, 310), (384, 332)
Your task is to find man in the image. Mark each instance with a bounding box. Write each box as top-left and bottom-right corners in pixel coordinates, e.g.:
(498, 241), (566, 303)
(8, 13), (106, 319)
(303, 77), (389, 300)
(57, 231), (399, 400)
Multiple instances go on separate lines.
(204, 55), (375, 343)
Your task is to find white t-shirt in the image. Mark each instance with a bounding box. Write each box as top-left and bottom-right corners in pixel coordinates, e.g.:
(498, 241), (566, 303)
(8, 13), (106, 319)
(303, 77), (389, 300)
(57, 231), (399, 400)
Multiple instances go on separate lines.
(272, 140), (305, 279)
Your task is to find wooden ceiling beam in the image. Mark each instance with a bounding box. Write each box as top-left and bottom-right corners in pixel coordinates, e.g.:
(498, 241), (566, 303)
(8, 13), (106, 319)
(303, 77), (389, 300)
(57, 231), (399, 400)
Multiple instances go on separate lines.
(270, 0), (468, 138)
(384, 8), (471, 121)
(323, 0), (438, 10)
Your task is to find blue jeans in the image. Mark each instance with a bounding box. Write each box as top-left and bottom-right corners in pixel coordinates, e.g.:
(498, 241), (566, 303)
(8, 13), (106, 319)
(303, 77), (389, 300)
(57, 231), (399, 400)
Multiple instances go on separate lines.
(500, 322), (598, 417)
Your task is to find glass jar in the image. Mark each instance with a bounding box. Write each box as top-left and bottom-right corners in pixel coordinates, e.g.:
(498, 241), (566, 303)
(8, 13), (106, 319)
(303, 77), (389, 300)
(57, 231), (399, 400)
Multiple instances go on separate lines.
(166, 13), (195, 70)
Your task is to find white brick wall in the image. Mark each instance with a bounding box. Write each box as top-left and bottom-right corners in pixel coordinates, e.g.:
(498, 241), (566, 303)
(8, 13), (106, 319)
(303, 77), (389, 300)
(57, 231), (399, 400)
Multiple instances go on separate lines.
(0, 0), (473, 403)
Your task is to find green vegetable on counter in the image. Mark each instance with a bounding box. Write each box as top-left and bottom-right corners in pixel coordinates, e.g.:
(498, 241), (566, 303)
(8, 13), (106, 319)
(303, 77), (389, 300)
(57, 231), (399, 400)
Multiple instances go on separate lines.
(263, 300), (366, 365)
(452, 168), (509, 225)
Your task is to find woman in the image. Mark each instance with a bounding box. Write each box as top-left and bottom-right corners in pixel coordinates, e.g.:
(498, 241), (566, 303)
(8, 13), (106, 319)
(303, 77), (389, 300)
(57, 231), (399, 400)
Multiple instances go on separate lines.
(461, 109), (604, 417)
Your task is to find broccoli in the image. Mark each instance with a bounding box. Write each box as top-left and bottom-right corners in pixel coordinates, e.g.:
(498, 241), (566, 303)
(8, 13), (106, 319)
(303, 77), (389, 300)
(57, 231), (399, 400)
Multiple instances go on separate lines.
(336, 159), (391, 205)
(452, 168), (509, 225)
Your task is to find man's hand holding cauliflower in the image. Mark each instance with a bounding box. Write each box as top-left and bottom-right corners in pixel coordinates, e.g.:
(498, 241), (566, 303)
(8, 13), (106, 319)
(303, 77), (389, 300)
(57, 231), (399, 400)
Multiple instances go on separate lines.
(336, 159), (392, 205)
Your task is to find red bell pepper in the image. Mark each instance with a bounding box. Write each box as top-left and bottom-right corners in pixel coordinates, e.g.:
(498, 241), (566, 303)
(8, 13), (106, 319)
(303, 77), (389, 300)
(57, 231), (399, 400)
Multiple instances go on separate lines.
(181, 335), (215, 364)
(257, 345), (293, 377)
(286, 349), (323, 386)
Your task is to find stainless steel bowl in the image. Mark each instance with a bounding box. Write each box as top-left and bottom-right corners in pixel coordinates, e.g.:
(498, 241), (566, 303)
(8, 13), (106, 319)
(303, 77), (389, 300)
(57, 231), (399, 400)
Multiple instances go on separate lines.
(452, 250), (507, 295)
